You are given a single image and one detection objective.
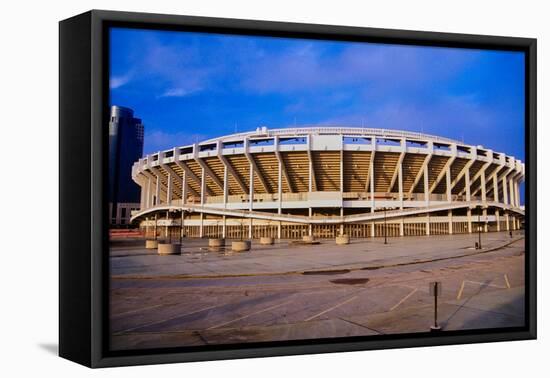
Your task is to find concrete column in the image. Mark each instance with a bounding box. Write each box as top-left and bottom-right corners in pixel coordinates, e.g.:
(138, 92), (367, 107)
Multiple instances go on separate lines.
(182, 170), (188, 205)
(515, 180), (520, 207)
(505, 212), (510, 231)
(424, 163), (430, 206)
(277, 158), (282, 214)
(340, 149), (344, 193)
(446, 165), (452, 203)
(508, 179), (516, 206)
(502, 176), (509, 205)
(222, 215), (226, 238)
(423, 163), (430, 235)
(249, 162), (254, 239)
(448, 210), (453, 235)
(465, 166), (471, 202)
(398, 162), (404, 209)
(481, 169), (487, 203)
(199, 168), (205, 238)
(399, 218), (404, 237)
(370, 155), (375, 238)
(493, 175), (499, 203)
(155, 174), (161, 206)
(139, 179), (146, 210)
(496, 210), (500, 232)
(200, 167), (206, 205)
(146, 177), (153, 208)
(166, 173), (173, 205)
(223, 165), (228, 209)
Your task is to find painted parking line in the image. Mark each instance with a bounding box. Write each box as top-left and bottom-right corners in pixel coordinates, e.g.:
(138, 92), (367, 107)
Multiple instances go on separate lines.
(389, 288), (418, 311)
(456, 279), (509, 300)
(207, 300), (294, 330)
(305, 295), (359, 322)
(504, 274), (511, 289)
(112, 303), (167, 318)
(464, 280), (507, 289)
(116, 303), (225, 334)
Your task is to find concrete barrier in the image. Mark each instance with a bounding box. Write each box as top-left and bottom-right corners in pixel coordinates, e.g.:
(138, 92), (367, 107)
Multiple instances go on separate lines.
(145, 240), (158, 249)
(335, 235), (350, 245)
(158, 243), (181, 255)
(302, 235), (315, 243)
(231, 240), (251, 252)
(208, 238), (225, 248)
(260, 237), (274, 245)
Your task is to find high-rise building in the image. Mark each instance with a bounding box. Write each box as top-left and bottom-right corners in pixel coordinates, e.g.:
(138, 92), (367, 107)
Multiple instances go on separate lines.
(108, 106), (144, 226)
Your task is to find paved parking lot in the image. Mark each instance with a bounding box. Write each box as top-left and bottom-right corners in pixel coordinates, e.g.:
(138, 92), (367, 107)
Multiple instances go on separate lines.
(109, 232), (525, 350)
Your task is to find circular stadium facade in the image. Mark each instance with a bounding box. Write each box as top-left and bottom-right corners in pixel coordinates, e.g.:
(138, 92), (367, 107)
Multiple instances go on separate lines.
(130, 127), (525, 239)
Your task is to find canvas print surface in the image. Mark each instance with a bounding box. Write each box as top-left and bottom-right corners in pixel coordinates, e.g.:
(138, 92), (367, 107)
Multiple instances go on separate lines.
(107, 27), (526, 352)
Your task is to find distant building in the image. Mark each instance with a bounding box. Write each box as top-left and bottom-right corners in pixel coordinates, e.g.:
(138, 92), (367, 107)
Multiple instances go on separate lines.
(108, 106), (144, 226)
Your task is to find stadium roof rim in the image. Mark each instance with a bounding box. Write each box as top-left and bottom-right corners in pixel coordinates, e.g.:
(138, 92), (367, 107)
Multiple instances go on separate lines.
(202, 126), (462, 145)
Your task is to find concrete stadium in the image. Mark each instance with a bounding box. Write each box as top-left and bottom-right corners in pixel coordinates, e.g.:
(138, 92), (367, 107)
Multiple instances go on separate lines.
(129, 127), (525, 241)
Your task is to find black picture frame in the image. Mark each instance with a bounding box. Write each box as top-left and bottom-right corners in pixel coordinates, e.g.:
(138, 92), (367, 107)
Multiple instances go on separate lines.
(59, 9), (537, 368)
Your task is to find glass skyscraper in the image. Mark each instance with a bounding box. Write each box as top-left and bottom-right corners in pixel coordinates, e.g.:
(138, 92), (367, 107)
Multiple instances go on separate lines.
(108, 105), (144, 225)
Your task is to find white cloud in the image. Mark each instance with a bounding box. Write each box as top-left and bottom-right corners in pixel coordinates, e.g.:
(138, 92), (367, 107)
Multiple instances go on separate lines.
(109, 73), (132, 89)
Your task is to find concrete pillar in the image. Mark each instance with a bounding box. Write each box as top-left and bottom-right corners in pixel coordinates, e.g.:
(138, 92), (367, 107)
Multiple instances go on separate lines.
(222, 215), (226, 238)
(398, 161), (404, 209)
(370, 155), (375, 238)
(166, 173), (173, 205)
(423, 163), (430, 206)
(515, 180), (520, 207)
(505, 212), (510, 231)
(399, 218), (404, 237)
(200, 213), (204, 238)
(340, 149), (344, 193)
(182, 170), (188, 205)
(448, 209), (453, 235)
(493, 175), (499, 203)
(495, 209), (500, 232)
(223, 165), (228, 208)
(146, 177), (153, 208)
(446, 165), (452, 202)
(249, 162), (254, 239)
(509, 177), (515, 208)
(200, 167), (206, 206)
(424, 163), (430, 235)
(155, 174), (161, 206)
(502, 176), (509, 205)
(467, 208), (472, 233)
(481, 169), (487, 203)
(465, 166), (471, 202)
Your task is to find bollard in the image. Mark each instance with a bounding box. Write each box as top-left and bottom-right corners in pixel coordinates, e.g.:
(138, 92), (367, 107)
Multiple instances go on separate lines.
(335, 235), (350, 245)
(260, 237), (274, 245)
(302, 235), (315, 243)
(157, 243), (181, 255)
(231, 240), (251, 252)
(145, 240), (158, 249)
(208, 238), (225, 248)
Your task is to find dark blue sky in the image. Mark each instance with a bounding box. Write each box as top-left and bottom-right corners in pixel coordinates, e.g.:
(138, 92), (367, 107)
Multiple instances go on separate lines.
(109, 27), (525, 163)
